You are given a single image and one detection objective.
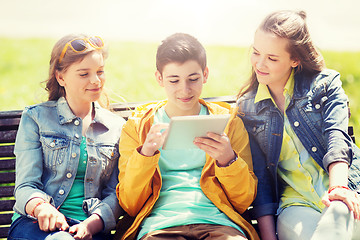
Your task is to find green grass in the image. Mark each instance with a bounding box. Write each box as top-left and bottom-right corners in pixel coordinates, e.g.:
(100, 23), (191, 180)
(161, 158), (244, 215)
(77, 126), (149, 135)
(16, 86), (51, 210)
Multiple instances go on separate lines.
(1, 37), (359, 141)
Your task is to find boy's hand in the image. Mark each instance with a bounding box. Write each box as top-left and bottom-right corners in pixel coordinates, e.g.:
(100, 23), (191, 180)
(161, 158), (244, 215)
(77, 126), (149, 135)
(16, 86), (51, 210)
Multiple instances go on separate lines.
(140, 123), (169, 156)
(194, 132), (236, 166)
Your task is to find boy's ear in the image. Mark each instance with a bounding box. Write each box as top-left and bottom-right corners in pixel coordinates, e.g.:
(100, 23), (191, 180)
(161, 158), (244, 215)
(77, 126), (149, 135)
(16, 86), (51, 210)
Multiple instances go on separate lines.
(203, 67), (209, 83)
(155, 70), (164, 87)
(55, 70), (65, 87)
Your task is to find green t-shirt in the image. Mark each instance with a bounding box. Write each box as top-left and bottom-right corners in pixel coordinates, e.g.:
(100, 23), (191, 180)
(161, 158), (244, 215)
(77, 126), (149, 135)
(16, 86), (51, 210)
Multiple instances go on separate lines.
(58, 136), (88, 220)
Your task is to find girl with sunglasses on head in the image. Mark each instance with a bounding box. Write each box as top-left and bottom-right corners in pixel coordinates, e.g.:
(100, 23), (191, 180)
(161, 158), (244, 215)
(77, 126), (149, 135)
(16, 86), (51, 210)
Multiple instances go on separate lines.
(237, 10), (360, 240)
(8, 34), (125, 240)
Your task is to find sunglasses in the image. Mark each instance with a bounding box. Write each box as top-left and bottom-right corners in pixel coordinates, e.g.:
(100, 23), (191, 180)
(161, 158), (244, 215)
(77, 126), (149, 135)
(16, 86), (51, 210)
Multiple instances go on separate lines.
(58, 36), (104, 64)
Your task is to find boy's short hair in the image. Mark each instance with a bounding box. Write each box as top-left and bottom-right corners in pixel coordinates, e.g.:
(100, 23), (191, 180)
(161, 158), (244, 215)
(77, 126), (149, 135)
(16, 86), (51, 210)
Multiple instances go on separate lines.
(156, 33), (207, 73)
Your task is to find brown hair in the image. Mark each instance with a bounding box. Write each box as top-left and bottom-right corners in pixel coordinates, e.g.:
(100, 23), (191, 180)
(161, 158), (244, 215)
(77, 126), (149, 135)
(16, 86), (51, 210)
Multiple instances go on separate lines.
(44, 34), (109, 106)
(238, 10), (325, 97)
(156, 33), (207, 74)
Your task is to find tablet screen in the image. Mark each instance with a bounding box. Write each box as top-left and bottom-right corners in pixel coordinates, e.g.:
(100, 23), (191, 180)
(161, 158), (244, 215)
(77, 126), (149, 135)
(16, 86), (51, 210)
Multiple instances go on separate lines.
(162, 114), (230, 150)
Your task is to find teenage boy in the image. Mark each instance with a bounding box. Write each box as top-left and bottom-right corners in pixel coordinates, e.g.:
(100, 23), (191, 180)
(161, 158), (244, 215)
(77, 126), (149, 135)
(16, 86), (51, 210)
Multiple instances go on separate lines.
(115, 33), (259, 240)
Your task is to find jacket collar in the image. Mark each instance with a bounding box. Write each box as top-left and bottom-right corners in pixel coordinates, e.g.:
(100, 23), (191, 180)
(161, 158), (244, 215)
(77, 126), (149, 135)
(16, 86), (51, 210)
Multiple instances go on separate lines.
(56, 97), (109, 130)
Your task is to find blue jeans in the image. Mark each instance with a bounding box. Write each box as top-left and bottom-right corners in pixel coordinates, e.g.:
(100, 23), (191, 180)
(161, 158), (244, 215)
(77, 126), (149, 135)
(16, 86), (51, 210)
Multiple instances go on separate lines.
(8, 216), (111, 240)
(277, 201), (360, 240)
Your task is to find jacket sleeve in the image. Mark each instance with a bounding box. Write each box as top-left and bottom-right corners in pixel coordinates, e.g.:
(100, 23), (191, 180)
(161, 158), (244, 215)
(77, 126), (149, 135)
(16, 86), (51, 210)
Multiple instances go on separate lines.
(214, 113), (258, 214)
(321, 71), (353, 170)
(247, 133), (278, 219)
(116, 118), (161, 217)
(84, 162), (123, 232)
(85, 138), (125, 232)
(13, 108), (55, 216)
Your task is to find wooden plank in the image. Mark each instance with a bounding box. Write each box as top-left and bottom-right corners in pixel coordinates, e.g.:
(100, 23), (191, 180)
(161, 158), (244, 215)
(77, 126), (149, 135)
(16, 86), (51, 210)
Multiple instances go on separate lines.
(0, 159), (16, 171)
(0, 172), (15, 185)
(0, 213), (12, 225)
(0, 118), (21, 129)
(0, 130), (17, 143)
(0, 199), (15, 212)
(0, 145), (15, 158)
(0, 186), (14, 198)
(0, 110), (22, 119)
(0, 226), (10, 239)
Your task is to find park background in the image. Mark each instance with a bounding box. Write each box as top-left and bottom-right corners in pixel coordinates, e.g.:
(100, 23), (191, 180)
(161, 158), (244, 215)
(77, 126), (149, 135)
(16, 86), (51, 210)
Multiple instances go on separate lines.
(1, 0), (360, 139)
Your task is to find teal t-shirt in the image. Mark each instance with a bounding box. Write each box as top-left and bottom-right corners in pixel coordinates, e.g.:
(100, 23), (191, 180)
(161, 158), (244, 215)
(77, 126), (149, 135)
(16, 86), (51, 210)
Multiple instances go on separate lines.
(58, 136), (88, 220)
(137, 106), (244, 239)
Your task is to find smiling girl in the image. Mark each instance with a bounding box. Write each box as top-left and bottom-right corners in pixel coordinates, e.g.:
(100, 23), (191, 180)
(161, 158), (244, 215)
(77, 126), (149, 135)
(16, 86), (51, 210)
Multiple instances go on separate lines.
(8, 34), (125, 240)
(237, 10), (360, 240)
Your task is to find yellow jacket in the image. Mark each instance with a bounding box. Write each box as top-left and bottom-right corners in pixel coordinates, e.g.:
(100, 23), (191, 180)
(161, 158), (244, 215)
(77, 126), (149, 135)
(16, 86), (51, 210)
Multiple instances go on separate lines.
(115, 99), (259, 240)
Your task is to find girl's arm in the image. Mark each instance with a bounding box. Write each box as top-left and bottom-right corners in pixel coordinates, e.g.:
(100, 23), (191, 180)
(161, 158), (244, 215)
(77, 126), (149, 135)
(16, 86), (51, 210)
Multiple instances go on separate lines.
(257, 215), (277, 240)
(26, 197), (68, 232)
(322, 161), (360, 219)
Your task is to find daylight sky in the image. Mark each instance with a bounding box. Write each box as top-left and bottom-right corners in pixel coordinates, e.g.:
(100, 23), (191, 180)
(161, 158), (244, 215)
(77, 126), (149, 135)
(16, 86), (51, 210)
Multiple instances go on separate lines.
(1, 0), (360, 50)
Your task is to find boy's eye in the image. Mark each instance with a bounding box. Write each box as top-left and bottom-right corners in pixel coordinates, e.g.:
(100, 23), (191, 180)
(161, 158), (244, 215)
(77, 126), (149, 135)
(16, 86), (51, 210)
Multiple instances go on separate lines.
(169, 80), (179, 84)
(79, 73), (88, 77)
(252, 51), (260, 56)
(189, 78), (199, 82)
(97, 70), (104, 76)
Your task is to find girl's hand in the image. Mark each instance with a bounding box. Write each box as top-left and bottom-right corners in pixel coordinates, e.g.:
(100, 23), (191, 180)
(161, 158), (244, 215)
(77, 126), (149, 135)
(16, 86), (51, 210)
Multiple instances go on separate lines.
(194, 132), (236, 166)
(69, 222), (92, 240)
(34, 202), (69, 232)
(140, 123), (169, 156)
(322, 187), (360, 220)
(68, 214), (103, 240)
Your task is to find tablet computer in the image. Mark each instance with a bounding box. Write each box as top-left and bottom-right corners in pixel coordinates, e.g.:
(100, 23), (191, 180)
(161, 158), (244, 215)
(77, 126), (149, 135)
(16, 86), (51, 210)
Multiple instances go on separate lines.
(162, 114), (230, 150)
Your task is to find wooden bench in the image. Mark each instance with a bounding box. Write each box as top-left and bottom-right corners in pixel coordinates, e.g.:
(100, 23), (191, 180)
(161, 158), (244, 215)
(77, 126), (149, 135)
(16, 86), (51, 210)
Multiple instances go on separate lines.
(0, 95), (355, 239)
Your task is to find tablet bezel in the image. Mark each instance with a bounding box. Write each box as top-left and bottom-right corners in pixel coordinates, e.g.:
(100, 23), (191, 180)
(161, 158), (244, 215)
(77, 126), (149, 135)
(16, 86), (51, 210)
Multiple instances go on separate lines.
(162, 114), (230, 150)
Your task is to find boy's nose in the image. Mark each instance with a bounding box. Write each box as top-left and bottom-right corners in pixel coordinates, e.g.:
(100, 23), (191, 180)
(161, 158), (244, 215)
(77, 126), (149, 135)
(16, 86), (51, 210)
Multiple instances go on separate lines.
(181, 82), (191, 93)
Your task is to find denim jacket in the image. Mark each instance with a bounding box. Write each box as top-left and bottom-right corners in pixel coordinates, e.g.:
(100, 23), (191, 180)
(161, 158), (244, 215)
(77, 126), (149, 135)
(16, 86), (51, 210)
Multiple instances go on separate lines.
(237, 69), (360, 219)
(13, 97), (126, 232)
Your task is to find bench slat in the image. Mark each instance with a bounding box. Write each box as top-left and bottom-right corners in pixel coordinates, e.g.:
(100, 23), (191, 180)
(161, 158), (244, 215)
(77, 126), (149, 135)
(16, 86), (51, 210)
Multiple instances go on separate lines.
(0, 110), (23, 119)
(0, 226), (10, 238)
(0, 159), (16, 171)
(0, 172), (15, 185)
(0, 199), (15, 212)
(0, 145), (15, 158)
(0, 130), (17, 143)
(0, 185), (15, 198)
(0, 118), (21, 129)
(0, 213), (12, 225)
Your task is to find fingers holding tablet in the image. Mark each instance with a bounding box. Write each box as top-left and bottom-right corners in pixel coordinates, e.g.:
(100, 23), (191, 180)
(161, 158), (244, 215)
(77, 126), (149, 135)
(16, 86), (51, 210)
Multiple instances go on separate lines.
(194, 132), (236, 166)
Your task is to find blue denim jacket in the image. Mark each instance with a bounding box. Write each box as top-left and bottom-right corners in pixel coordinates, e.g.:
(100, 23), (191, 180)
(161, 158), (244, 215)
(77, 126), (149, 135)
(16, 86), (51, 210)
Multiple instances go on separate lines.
(13, 97), (126, 232)
(237, 69), (360, 219)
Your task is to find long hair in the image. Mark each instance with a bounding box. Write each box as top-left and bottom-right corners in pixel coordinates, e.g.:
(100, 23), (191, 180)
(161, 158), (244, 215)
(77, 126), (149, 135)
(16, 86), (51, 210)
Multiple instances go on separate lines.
(44, 34), (109, 107)
(238, 10), (325, 97)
